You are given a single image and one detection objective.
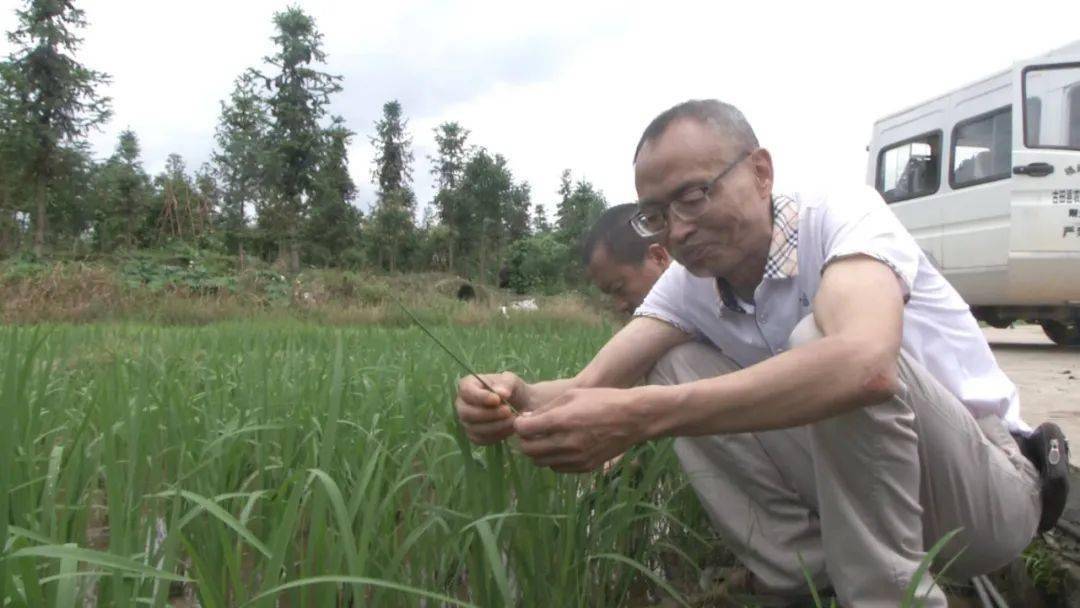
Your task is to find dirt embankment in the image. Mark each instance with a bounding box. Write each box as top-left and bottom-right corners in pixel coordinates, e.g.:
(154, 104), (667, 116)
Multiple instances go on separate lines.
(0, 258), (607, 326)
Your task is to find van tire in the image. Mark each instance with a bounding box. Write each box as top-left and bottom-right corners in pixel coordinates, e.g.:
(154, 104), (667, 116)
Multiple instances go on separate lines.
(1040, 320), (1080, 347)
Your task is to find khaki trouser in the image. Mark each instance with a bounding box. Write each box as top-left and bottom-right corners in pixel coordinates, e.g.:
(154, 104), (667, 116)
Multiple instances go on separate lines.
(646, 314), (1040, 607)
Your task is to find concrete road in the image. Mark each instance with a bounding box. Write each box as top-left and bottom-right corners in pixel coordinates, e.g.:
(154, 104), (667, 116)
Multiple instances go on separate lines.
(985, 325), (1080, 439)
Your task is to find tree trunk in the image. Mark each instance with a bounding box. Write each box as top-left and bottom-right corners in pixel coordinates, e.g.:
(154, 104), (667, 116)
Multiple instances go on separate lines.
(126, 203), (135, 249)
(13, 209), (21, 252)
(277, 240), (290, 270)
(0, 187), (10, 257)
(479, 238), (486, 284)
(287, 205), (301, 274)
(237, 202), (246, 271)
(34, 180), (46, 256)
(0, 215), (10, 257)
(448, 239), (454, 273)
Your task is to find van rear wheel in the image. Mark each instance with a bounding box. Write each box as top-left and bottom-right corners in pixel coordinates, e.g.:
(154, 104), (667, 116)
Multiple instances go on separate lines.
(1040, 320), (1080, 347)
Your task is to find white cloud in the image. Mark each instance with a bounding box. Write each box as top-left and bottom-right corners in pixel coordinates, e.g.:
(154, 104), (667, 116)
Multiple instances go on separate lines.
(2, 0), (1078, 219)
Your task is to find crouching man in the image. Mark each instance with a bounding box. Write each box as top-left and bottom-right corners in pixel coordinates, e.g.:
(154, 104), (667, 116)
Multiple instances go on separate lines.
(454, 100), (1068, 607)
(583, 202), (825, 601)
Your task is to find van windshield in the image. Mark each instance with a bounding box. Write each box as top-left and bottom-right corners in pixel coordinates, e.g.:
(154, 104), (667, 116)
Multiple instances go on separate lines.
(1024, 63), (1080, 150)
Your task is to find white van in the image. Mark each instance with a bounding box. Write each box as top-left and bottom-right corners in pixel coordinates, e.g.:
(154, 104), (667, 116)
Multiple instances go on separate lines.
(867, 41), (1080, 346)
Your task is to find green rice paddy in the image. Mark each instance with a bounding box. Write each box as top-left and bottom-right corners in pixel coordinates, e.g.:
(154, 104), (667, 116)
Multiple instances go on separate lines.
(0, 322), (715, 607)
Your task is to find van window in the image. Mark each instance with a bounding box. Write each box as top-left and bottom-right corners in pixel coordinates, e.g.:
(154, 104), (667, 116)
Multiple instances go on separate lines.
(876, 132), (941, 203)
(951, 107), (1011, 188)
(1023, 63), (1080, 150)
(1025, 97), (1041, 145)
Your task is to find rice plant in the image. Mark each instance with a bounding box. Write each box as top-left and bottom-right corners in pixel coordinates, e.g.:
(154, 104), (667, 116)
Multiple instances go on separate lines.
(0, 321), (714, 607)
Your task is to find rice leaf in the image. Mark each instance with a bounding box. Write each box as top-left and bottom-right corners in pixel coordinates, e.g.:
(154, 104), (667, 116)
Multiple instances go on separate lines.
(51, 544), (78, 608)
(8, 545), (188, 583)
(903, 528), (962, 606)
(150, 490), (271, 558)
(240, 575), (480, 608)
(475, 520), (513, 605)
(588, 552), (691, 608)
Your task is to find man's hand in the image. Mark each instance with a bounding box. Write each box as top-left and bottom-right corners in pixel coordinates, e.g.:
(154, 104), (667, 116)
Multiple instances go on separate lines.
(452, 316), (686, 449)
(455, 372), (530, 445)
(513, 387), (650, 473)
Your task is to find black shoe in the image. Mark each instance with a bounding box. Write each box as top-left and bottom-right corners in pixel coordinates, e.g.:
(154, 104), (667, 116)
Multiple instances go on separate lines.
(1018, 422), (1070, 533)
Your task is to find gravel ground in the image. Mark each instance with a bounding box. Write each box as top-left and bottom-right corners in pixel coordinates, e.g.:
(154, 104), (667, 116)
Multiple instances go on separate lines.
(985, 325), (1080, 440)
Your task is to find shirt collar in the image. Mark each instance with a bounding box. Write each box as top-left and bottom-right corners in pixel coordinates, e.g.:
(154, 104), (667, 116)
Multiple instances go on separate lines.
(763, 193), (800, 280)
(715, 279), (748, 314)
(715, 194), (800, 314)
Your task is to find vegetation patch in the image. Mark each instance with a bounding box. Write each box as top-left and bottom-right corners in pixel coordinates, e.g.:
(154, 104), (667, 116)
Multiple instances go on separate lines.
(1, 323), (718, 607)
(0, 254), (609, 326)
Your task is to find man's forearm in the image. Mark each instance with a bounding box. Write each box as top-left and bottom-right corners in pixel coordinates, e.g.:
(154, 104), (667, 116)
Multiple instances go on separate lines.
(525, 367), (646, 412)
(640, 334), (899, 438)
(524, 316), (691, 410)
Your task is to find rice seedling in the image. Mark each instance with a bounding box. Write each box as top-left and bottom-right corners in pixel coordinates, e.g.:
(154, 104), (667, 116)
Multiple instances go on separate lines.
(0, 321), (713, 607)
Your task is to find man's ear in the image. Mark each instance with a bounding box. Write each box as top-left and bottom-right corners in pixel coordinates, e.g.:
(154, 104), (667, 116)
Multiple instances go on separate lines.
(647, 243), (670, 268)
(750, 148), (774, 198)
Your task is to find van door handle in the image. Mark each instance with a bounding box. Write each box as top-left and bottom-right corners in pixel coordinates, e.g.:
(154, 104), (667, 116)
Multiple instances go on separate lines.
(1013, 162), (1055, 177)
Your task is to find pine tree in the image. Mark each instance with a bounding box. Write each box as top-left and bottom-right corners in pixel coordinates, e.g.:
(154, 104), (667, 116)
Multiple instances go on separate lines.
(0, 63), (28, 253)
(554, 169), (574, 235)
(193, 164), (220, 248)
(4, 0), (111, 255)
(152, 153), (198, 244)
(368, 100), (415, 272)
(95, 129), (149, 249)
(555, 169), (607, 252)
(44, 141), (93, 246)
(213, 72), (266, 266)
(506, 181), (531, 243)
(429, 121), (470, 271)
(554, 169), (607, 279)
(532, 203), (550, 234)
(305, 116), (361, 265)
(430, 122), (469, 192)
(457, 149), (515, 281)
(257, 7), (341, 273)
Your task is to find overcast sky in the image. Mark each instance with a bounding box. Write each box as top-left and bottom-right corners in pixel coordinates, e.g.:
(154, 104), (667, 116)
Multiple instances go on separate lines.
(2, 0), (1079, 218)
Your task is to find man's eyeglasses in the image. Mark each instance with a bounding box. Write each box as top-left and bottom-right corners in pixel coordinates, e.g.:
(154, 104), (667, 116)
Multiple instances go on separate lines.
(629, 150), (751, 238)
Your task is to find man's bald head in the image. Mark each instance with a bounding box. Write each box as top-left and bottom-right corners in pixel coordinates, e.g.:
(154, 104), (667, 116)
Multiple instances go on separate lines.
(633, 99), (759, 164)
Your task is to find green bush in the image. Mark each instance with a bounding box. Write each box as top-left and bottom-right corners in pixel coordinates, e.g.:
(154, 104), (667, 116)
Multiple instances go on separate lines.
(505, 233), (570, 295)
(119, 246), (238, 294)
(353, 279), (393, 305)
(302, 243), (334, 267)
(0, 251), (48, 283)
(339, 246), (367, 269)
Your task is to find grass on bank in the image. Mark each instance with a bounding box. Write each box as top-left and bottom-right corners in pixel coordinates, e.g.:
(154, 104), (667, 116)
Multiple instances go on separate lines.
(0, 249), (608, 326)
